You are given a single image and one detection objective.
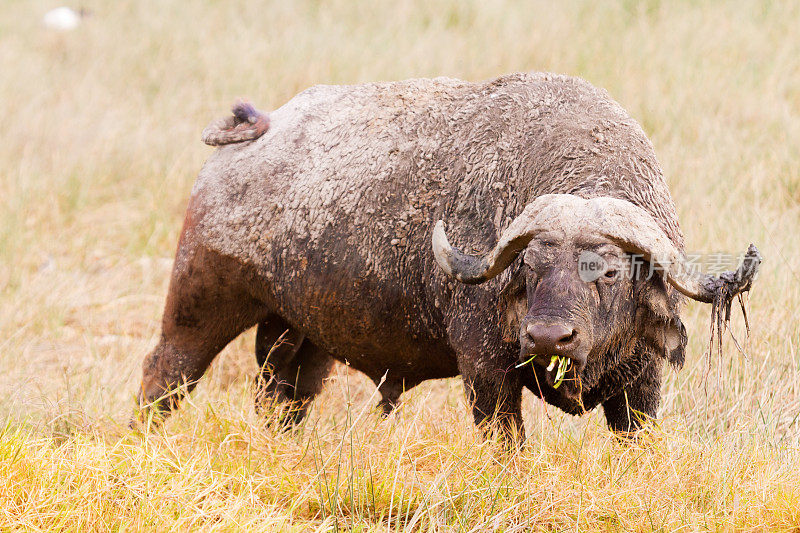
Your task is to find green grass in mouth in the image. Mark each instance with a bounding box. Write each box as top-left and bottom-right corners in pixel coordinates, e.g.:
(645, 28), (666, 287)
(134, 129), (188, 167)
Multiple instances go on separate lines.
(515, 355), (572, 388)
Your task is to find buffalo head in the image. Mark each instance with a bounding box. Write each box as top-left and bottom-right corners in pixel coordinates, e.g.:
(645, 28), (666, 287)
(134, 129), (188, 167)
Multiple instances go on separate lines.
(432, 194), (760, 397)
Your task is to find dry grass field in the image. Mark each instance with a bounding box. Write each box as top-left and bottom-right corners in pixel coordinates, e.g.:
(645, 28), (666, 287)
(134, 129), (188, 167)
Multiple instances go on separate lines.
(1, 0), (799, 530)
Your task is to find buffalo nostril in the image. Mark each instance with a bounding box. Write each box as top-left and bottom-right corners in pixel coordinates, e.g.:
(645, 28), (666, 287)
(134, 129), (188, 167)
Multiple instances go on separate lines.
(526, 323), (578, 352)
(556, 329), (577, 345)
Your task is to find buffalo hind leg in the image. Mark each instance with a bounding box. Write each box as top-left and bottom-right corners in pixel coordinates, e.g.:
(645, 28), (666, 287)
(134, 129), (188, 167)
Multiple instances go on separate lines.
(602, 358), (662, 436)
(254, 318), (305, 408)
(137, 245), (265, 424)
(372, 375), (407, 416)
(254, 319), (334, 427)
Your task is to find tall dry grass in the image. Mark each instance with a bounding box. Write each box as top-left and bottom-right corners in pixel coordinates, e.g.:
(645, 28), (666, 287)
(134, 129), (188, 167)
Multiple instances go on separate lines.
(1, 0), (799, 530)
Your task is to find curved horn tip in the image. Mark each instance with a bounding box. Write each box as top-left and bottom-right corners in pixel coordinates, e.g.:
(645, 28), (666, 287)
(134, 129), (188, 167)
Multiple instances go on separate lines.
(432, 220), (454, 276)
(693, 242), (763, 303)
(746, 243), (761, 261)
(736, 243), (762, 282)
(431, 221), (490, 284)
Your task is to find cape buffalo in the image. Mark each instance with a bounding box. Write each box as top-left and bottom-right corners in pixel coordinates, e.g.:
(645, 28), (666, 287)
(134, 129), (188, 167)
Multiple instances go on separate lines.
(137, 72), (759, 436)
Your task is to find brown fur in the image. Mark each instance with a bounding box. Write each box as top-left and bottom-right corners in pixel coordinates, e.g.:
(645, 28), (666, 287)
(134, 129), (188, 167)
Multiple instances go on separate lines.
(137, 72), (688, 437)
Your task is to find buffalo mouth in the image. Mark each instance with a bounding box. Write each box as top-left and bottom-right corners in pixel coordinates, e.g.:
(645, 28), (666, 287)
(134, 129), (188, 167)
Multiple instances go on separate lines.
(517, 352), (583, 395)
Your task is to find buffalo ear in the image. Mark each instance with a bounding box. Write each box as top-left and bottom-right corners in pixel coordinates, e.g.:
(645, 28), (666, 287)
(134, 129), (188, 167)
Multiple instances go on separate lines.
(664, 317), (687, 368)
(498, 265), (527, 343)
(636, 309), (687, 369)
(636, 273), (687, 369)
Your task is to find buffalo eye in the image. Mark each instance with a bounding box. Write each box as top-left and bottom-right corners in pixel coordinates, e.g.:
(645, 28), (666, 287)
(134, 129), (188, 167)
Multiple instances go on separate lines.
(603, 269), (619, 281)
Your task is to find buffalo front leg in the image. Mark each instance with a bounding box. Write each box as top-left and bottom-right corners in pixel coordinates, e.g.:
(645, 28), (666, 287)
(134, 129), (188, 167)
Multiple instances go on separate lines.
(137, 244), (265, 423)
(461, 364), (524, 441)
(449, 311), (525, 442)
(602, 357), (662, 435)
